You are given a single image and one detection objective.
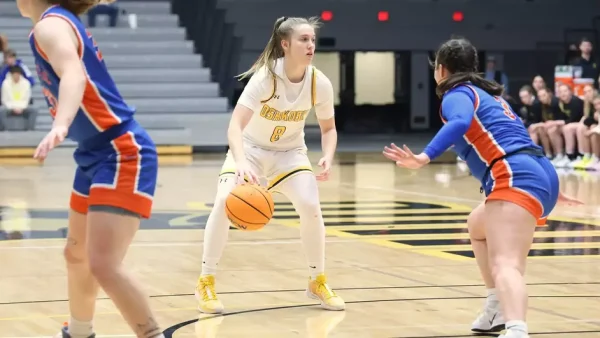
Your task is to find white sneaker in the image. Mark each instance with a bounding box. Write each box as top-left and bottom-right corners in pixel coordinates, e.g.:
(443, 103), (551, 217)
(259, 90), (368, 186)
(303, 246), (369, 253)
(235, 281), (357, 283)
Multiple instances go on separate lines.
(471, 305), (505, 332)
(551, 154), (565, 165)
(553, 155), (571, 168)
(498, 328), (529, 338)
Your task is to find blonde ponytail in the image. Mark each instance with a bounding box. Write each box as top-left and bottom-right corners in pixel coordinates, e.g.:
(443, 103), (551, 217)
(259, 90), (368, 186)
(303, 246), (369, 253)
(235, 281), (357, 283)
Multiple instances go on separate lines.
(237, 17), (287, 80)
(237, 16), (322, 81)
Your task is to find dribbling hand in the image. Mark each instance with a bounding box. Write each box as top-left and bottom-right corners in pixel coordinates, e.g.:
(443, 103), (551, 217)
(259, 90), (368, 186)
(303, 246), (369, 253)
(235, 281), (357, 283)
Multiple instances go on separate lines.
(316, 156), (332, 181)
(235, 161), (260, 185)
(383, 143), (430, 170)
(33, 125), (68, 162)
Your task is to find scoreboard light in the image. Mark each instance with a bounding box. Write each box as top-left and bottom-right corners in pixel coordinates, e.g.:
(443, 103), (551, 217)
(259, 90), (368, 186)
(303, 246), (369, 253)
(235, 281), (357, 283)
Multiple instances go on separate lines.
(452, 11), (464, 22)
(321, 10), (333, 21)
(378, 11), (389, 22)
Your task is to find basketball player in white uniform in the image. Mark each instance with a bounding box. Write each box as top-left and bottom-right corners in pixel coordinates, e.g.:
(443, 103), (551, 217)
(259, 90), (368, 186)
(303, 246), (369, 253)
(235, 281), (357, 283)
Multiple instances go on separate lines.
(195, 16), (345, 313)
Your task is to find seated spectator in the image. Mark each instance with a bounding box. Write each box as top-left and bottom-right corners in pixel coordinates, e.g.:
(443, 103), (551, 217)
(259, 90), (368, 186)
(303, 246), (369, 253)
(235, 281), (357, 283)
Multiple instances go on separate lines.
(586, 95), (600, 170)
(0, 49), (35, 87)
(532, 75), (546, 92)
(536, 87), (566, 162)
(518, 85), (549, 155)
(88, 1), (120, 27)
(572, 85), (599, 169)
(556, 83), (585, 167)
(0, 66), (37, 131)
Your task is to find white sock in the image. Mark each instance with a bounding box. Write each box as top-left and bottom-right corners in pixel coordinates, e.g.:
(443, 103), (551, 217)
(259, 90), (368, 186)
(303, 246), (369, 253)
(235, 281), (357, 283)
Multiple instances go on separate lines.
(201, 175), (237, 276)
(276, 173), (325, 279)
(506, 320), (528, 333)
(67, 317), (93, 338)
(486, 288), (499, 307)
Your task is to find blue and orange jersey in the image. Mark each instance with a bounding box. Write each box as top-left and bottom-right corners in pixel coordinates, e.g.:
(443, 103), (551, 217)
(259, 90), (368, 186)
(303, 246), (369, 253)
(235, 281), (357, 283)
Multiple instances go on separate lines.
(423, 83), (541, 187)
(29, 5), (135, 145)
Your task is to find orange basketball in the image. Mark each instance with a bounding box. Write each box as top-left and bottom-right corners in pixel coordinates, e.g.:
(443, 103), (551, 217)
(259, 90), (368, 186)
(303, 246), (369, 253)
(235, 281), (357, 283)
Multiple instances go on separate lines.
(225, 184), (274, 231)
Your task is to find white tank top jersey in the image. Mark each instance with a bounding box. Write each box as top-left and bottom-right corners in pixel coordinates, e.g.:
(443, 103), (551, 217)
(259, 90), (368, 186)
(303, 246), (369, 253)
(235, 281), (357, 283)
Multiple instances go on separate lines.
(236, 58), (335, 151)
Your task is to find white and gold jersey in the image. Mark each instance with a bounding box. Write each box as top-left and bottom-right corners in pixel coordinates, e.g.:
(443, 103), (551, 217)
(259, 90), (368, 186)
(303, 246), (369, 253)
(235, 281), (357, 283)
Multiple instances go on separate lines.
(236, 58), (335, 150)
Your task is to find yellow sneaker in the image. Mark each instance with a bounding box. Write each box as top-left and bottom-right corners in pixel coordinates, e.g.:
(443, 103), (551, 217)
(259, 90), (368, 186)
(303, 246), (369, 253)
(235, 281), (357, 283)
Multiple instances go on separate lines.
(306, 274), (345, 311)
(195, 275), (224, 314)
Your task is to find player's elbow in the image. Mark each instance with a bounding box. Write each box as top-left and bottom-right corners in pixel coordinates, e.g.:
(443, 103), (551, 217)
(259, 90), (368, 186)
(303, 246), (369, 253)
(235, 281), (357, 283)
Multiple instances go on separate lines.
(318, 117), (336, 134)
(448, 118), (471, 135)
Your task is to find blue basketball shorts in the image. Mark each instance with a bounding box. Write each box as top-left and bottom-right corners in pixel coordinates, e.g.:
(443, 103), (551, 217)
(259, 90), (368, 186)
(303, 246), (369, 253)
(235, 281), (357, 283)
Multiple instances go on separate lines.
(484, 154), (559, 225)
(70, 122), (158, 219)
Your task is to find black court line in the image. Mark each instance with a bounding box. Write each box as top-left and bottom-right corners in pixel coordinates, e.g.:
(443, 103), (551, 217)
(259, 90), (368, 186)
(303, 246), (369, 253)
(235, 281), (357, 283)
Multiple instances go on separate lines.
(391, 237), (600, 246)
(449, 248), (600, 258)
(393, 331), (600, 337)
(163, 296), (600, 337)
(2, 282), (599, 306)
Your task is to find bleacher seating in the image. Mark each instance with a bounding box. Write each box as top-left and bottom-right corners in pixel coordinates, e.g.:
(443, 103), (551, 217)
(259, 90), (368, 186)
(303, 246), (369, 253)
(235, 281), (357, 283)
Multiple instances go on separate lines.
(0, 1), (230, 150)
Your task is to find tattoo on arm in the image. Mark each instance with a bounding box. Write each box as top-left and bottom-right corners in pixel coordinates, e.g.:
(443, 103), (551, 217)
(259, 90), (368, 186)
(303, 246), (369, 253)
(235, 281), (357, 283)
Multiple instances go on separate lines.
(137, 317), (162, 338)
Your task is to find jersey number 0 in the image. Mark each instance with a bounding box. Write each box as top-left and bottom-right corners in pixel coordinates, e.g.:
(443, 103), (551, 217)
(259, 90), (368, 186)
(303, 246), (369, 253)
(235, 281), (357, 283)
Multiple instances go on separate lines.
(270, 126), (286, 142)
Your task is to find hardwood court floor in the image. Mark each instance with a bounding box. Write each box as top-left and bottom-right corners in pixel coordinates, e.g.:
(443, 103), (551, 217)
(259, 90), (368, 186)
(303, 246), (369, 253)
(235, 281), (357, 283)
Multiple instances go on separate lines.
(0, 151), (599, 337)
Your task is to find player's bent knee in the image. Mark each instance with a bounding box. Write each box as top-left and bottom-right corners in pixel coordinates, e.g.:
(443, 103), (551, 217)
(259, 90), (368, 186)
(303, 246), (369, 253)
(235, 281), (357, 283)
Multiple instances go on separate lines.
(295, 198), (322, 218)
(63, 242), (88, 265)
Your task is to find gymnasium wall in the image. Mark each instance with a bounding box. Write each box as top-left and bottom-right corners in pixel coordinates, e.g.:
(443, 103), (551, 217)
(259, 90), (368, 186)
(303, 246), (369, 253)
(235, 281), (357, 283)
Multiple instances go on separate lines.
(222, 0), (599, 73)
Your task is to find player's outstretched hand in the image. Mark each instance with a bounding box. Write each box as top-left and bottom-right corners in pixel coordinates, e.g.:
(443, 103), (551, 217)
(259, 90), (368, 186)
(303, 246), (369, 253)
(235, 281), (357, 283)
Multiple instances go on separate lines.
(316, 155), (332, 181)
(33, 125), (68, 162)
(235, 161), (260, 185)
(383, 143), (430, 170)
(557, 191), (584, 206)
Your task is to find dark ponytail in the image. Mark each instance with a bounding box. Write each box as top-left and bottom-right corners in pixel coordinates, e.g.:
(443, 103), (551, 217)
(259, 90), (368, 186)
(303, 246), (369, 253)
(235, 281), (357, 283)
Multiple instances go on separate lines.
(433, 37), (505, 98)
(436, 72), (504, 98)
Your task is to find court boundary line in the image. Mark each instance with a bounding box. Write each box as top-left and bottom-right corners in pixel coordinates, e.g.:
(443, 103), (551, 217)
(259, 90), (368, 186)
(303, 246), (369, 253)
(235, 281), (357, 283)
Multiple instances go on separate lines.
(1, 281), (597, 306)
(161, 295), (600, 338)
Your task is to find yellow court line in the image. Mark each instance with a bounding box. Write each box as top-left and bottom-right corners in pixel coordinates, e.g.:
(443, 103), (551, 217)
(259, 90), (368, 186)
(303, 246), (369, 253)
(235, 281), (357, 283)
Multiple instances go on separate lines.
(327, 224), (468, 231)
(418, 242), (600, 252)
(0, 301), (316, 322)
(358, 230), (600, 240)
(186, 201), (600, 264)
(316, 209), (471, 216)
(308, 215), (470, 222)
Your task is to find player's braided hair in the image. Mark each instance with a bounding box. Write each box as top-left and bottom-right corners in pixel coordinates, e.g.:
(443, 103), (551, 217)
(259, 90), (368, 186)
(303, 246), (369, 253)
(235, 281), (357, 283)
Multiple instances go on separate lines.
(432, 37), (504, 98)
(237, 16), (321, 81)
(47, 0), (114, 16)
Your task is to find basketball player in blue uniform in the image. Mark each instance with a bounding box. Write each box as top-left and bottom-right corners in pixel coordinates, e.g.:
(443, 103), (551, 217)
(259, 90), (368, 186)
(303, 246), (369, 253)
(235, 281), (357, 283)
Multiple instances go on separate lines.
(382, 38), (582, 338)
(18, 0), (164, 337)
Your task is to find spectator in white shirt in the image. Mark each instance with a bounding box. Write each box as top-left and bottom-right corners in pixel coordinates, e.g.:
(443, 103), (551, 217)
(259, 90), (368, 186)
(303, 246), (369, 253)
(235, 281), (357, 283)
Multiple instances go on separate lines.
(0, 66), (37, 131)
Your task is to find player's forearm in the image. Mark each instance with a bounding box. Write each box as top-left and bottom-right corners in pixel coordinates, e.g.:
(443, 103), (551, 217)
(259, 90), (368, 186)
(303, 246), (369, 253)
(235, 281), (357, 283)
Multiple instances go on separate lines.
(53, 68), (86, 128)
(321, 128), (337, 159)
(227, 124), (247, 164)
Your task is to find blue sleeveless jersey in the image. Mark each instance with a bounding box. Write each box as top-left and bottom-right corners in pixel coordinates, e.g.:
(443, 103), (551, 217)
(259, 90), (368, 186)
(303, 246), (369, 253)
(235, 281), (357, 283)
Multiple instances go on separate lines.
(29, 5), (135, 145)
(442, 84), (542, 185)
